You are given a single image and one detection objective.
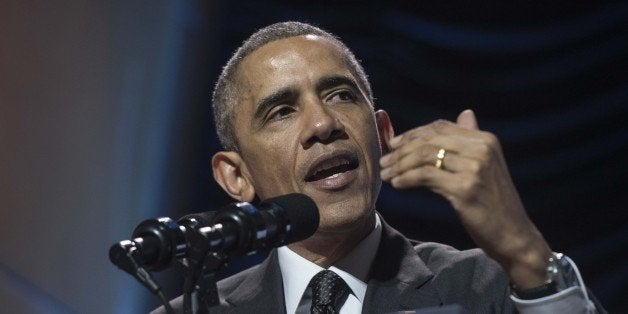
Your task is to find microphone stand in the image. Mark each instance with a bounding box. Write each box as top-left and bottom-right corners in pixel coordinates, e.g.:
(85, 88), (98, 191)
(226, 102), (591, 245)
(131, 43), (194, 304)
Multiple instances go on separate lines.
(182, 226), (229, 314)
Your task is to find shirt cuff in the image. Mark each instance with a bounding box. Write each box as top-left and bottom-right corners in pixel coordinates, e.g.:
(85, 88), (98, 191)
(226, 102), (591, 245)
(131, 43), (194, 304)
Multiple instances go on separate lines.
(511, 286), (595, 314)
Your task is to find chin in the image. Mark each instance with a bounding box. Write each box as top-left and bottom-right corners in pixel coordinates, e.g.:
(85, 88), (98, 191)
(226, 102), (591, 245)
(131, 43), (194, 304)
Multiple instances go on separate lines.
(317, 203), (374, 234)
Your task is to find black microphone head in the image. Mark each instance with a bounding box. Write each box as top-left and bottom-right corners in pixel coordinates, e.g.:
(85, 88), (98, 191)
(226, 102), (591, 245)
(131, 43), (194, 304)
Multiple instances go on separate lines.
(261, 193), (319, 244)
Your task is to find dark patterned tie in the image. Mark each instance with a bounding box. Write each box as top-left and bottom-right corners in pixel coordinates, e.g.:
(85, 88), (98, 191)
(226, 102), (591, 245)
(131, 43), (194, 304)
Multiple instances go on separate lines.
(309, 270), (351, 314)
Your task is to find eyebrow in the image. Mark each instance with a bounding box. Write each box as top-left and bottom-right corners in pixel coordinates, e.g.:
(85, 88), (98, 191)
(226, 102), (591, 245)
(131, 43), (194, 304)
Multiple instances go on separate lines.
(316, 75), (360, 94)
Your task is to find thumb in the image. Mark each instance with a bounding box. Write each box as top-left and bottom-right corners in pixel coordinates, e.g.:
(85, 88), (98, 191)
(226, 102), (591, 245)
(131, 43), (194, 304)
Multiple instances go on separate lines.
(456, 109), (479, 130)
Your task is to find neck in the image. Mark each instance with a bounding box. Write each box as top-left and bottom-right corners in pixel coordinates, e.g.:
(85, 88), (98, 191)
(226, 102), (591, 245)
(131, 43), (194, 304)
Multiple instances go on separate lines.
(288, 212), (376, 268)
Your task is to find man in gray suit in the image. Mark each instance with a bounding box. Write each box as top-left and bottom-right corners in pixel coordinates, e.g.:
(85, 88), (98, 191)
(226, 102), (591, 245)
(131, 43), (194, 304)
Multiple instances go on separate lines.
(159, 21), (601, 313)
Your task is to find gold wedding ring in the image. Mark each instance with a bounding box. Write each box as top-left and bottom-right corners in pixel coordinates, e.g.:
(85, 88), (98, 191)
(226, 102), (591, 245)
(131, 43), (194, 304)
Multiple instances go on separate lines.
(435, 148), (446, 169)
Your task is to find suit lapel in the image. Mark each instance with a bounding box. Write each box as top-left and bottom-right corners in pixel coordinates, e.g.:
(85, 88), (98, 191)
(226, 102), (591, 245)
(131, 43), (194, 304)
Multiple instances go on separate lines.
(362, 217), (441, 313)
(222, 250), (286, 313)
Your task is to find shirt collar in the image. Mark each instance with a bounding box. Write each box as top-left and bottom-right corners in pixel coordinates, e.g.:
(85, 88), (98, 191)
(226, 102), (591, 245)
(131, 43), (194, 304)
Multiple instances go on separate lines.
(278, 213), (382, 314)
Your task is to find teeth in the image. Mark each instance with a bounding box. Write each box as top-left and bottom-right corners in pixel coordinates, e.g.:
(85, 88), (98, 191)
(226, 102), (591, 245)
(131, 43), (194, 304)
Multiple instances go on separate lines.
(314, 160), (349, 177)
(327, 173), (340, 179)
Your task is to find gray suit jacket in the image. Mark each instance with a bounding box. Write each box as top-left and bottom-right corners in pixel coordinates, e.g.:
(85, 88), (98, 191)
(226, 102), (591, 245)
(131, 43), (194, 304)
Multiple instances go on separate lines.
(157, 218), (515, 313)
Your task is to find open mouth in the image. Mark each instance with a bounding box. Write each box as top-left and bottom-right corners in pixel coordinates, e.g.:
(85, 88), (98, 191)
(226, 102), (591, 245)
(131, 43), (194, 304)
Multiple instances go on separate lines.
(305, 153), (359, 182)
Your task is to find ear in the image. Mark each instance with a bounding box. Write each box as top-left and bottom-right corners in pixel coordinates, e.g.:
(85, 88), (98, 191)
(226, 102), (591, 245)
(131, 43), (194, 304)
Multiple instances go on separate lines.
(375, 109), (394, 154)
(211, 151), (256, 202)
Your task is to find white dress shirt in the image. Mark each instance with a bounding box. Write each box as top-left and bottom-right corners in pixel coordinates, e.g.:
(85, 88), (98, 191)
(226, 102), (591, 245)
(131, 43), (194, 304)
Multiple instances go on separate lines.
(278, 215), (382, 314)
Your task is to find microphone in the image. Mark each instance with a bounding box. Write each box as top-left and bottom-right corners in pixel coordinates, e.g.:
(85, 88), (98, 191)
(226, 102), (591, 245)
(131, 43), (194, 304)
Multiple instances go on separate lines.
(109, 193), (319, 271)
(195, 193), (319, 256)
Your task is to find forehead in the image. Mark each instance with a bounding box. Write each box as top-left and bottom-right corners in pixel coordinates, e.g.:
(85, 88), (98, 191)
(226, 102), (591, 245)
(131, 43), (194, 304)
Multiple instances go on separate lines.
(236, 35), (354, 102)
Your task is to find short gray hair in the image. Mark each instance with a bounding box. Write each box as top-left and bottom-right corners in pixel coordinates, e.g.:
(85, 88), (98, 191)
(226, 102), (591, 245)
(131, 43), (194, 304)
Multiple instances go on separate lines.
(212, 21), (374, 151)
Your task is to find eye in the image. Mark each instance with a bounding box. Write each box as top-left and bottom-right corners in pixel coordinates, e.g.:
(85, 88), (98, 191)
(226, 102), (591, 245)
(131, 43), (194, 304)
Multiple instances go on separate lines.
(267, 105), (295, 122)
(329, 90), (356, 103)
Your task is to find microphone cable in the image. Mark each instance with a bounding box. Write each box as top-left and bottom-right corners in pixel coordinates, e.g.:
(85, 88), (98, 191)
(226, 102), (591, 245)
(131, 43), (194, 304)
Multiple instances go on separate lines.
(109, 240), (175, 314)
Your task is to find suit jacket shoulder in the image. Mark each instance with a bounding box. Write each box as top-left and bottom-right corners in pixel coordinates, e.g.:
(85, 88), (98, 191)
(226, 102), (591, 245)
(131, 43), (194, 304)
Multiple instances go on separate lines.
(363, 220), (514, 313)
(416, 242), (513, 312)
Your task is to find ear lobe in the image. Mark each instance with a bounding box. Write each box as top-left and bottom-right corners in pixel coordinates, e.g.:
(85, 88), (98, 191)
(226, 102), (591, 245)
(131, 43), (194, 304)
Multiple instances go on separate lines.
(375, 110), (394, 154)
(211, 151), (256, 202)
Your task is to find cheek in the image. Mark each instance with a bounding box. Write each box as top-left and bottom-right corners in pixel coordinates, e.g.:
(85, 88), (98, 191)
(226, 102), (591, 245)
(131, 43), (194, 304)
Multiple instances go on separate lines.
(349, 111), (381, 158)
(244, 140), (298, 197)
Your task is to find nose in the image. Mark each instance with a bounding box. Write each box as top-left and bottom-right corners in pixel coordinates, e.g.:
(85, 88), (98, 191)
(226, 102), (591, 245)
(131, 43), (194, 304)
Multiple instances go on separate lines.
(299, 100), (345, 148)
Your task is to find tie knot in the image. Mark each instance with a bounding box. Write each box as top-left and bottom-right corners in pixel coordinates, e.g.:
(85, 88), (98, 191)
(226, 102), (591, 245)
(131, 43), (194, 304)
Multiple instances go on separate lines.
(309, 270), (351, 314)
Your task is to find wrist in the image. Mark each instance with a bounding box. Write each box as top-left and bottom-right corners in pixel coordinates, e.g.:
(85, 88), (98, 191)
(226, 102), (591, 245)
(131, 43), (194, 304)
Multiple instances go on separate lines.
(510, 252), (580, 299)
(502, 236), (552, 289)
